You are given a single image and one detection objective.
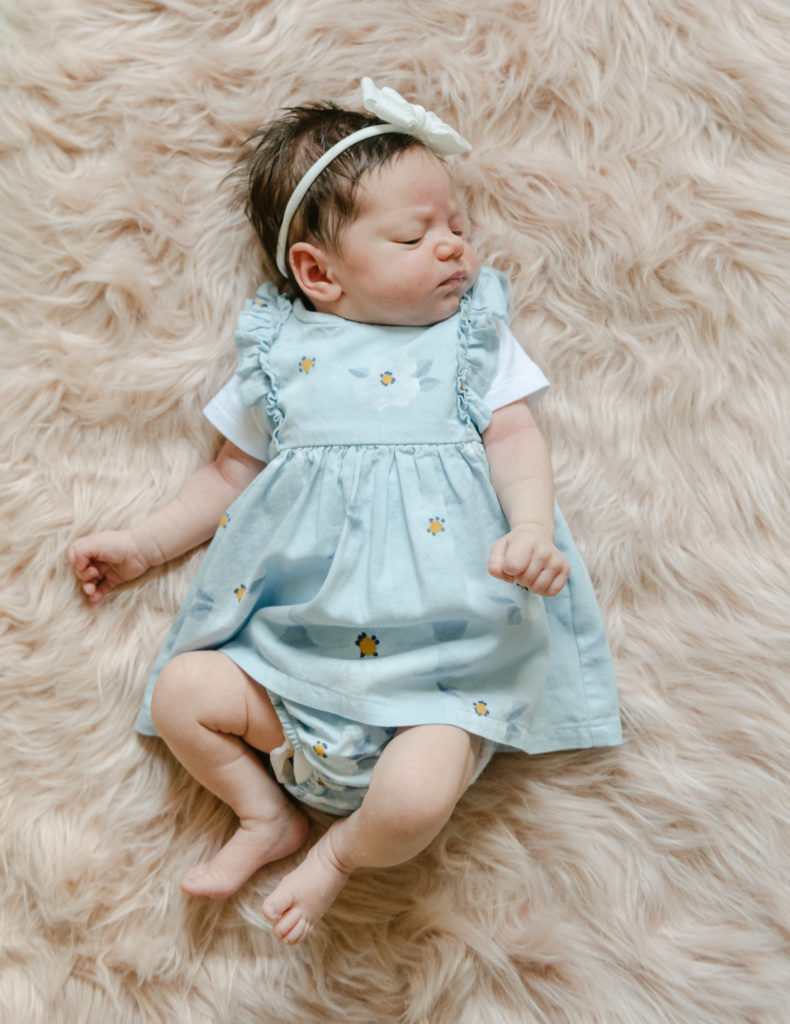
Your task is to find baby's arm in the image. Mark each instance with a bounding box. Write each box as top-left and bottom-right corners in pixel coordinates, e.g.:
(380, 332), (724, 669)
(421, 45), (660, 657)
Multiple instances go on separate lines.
(482, 400), (570, 597)
(69, 440), (265, 603)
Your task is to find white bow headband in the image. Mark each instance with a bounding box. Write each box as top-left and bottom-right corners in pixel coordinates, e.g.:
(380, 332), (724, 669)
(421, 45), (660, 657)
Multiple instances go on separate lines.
(275, 77), (472, 276)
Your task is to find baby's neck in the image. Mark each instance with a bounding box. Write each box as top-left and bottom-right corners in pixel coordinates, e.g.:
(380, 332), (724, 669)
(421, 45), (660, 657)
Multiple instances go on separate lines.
(302, 293), (452, 329)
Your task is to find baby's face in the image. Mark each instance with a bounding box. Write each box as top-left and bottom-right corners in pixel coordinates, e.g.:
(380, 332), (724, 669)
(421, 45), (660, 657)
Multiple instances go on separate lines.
(326, 148), (479, 327)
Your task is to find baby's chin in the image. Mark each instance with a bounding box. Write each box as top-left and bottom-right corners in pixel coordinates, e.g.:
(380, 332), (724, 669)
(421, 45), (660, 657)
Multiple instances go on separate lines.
(395, 300), (462, 327)
(424, 300), (462, 326)
(423, 276), (478, 325)
(413, 276), (480, 326)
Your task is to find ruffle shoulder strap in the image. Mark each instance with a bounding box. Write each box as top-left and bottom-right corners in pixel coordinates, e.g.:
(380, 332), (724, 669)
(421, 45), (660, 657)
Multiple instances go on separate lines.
(456, 266), (510, 434)
(234, 282), (293, 446)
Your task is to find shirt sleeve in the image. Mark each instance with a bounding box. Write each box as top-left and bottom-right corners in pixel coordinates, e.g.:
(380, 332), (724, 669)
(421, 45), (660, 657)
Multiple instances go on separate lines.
(483, 321), (550, 411)
(203, 375), (271, 461)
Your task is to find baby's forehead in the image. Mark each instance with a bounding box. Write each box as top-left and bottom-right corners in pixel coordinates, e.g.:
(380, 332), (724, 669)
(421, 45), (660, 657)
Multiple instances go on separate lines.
(354, 151), (463, 217)
(364, 147), (453, 185)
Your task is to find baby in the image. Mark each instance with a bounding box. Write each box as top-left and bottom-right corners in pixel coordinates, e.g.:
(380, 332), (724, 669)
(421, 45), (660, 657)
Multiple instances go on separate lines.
(70, 80), (620, 945)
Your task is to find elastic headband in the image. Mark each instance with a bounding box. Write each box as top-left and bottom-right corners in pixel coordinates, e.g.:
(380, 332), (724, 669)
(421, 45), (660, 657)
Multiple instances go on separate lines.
(275, 77), (471, 277)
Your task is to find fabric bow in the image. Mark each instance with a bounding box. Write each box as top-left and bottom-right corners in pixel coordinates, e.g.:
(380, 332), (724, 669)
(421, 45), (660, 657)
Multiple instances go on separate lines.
(361, 77), (472, 154)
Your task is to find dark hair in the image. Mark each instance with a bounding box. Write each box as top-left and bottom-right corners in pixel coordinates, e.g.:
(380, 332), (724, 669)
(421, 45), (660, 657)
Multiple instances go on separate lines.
(243, 103), (427, 294)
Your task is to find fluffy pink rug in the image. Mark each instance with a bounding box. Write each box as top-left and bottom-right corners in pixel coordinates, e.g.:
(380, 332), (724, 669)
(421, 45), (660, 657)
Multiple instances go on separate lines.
(2, 0), (790, 1020)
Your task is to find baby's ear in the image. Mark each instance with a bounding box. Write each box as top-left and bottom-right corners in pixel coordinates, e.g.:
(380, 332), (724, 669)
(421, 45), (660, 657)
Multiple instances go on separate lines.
(289, 242), (342, 304)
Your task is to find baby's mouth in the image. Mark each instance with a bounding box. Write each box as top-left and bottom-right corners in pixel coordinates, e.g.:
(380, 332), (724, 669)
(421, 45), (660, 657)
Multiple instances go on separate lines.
(440, 271), (466, 288)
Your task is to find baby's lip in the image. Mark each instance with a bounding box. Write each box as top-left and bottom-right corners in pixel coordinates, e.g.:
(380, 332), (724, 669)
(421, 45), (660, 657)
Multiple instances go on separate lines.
(440, 270), (467, 287)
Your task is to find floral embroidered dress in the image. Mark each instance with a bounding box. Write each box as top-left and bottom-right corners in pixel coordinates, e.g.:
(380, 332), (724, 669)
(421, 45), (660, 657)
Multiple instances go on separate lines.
(135, 268), (622, 756)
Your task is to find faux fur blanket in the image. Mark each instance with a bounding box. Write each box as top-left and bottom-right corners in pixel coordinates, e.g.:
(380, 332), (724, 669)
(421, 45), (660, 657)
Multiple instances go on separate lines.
(2, 0), (790, 1021)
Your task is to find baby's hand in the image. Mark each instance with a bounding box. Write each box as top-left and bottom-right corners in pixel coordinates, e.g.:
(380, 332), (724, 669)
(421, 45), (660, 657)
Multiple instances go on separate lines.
(487, 524), (570, 597)
(68, 530), (152, 604)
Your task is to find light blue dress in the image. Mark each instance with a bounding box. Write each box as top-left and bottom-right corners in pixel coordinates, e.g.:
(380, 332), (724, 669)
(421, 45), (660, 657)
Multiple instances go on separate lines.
(136, 268), (621, 765)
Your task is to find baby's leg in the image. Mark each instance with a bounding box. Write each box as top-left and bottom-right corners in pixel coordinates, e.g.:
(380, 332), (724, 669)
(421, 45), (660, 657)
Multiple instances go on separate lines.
(262, 724), (481, 944)
(150, 651), (309, 899)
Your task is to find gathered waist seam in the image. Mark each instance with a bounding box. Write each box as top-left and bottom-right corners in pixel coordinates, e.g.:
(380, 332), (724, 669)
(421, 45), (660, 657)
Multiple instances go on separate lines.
(276, 438), (484, 453)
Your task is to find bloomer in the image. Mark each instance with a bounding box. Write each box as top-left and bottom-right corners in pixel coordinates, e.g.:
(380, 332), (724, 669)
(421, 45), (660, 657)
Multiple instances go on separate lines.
(267, 692), (498, 816)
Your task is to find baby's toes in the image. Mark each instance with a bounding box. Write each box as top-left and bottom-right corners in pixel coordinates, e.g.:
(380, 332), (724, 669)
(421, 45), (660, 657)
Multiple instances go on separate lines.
(279, 912), (312, 945)
(270, 903), (304, 941)
(282, 921), (311, 942)
(262, 887), (293, 923)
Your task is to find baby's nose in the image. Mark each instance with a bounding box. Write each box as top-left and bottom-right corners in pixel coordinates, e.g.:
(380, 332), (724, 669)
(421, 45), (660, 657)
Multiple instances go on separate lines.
(435, 232), (464, 259)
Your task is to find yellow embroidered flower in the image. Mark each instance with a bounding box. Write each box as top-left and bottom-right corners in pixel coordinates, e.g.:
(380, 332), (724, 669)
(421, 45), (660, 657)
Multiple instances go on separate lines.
(355, 632), (380, 657)
(379, 371), (396, 386)
(299, 355), (316, 374)
(427, 517), (445, 535)
(473, 700), (490, 717)
(234, 585), (246, 600)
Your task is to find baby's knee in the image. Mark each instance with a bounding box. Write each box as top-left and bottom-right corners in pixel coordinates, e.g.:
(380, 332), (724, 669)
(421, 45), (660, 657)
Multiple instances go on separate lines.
(149, 653), (206, 733)
(403, 777), (461, 835)
(377, 748), (475, 835)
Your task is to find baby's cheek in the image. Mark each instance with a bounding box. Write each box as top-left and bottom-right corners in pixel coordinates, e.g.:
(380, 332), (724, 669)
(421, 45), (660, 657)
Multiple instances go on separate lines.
(464, 250), (481, 290)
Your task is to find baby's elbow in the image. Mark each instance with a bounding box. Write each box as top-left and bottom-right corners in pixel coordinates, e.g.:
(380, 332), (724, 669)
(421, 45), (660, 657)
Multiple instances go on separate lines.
(214, 440), (266, 492)
(483, 400), (542, 453)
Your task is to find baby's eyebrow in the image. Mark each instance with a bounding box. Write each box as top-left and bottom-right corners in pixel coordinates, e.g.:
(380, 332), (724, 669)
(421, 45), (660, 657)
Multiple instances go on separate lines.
(399, 206), (433, 220)
(395, 204), (463, 222)
(380, 211), (429, 233)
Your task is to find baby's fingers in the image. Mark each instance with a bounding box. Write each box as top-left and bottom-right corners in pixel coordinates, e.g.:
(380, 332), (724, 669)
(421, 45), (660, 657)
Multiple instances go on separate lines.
(79, 563), (102, 583)
(67, 544), (107, 601)
(68, 539), (101, 573)
(487, 535), (515, 581)
(67, 543), (85, 571)
(504, 542), (545, 582)
(526, 556), (570, 597)
(528, 567), (562, 597)
(78, 570), (115, 603)
(68, 549), (98, 583)
(85, 580), (112, 603)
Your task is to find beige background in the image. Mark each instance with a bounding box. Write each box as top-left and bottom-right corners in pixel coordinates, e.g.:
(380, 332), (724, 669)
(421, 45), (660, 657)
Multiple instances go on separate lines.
(2, 0), (789, 1020)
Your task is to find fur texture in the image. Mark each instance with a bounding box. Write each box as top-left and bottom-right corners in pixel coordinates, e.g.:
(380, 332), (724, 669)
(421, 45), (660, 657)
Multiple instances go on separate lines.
(2, 0), (790, 1020)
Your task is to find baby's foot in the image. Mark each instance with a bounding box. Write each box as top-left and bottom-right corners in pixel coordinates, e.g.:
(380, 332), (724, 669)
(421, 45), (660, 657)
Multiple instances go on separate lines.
(181, 803), (310, 899)
(262, 832), (351, 944)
